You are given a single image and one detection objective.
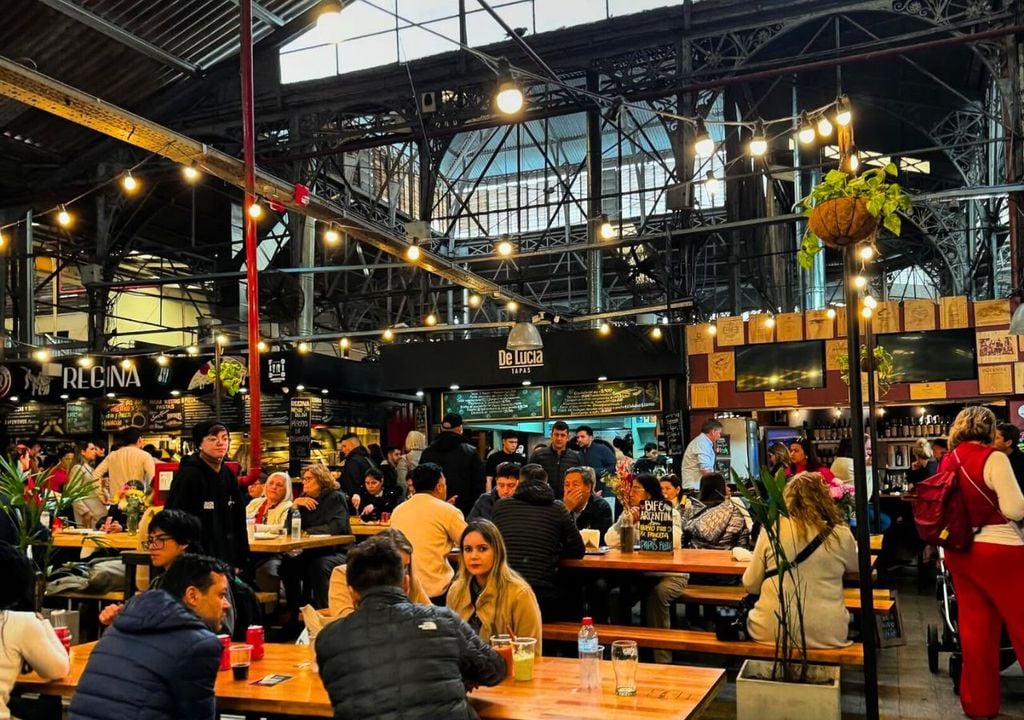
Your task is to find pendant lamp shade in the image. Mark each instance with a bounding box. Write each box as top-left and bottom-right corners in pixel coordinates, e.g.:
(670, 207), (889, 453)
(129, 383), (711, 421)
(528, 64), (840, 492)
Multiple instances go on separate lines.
(507, 321), (543, 350)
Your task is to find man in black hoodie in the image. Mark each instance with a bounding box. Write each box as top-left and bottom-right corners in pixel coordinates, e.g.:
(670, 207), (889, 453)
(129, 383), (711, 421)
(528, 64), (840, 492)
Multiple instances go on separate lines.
(491, 463), (585, 619)
(166, 421), (249, 571)
(420, 413), (484, 518)
(338, 433), (375, 502)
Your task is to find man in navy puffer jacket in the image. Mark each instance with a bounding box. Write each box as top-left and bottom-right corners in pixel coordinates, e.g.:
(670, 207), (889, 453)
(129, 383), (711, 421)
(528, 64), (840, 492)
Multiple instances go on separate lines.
(70, 554), (230, 720)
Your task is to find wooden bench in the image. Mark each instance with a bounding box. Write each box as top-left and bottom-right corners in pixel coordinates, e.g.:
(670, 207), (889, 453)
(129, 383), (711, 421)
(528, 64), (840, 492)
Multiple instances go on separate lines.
(679, 585), (896, 615)
(542, 622), (865, 666)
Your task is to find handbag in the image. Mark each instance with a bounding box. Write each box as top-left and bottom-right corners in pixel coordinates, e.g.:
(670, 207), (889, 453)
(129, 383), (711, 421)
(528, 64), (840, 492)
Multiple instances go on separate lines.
(714, 528), (829, 641)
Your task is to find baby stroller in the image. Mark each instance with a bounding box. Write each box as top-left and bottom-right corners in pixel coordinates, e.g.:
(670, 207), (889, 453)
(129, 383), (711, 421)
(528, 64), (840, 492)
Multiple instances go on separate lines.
(926, 547), (1017, 694)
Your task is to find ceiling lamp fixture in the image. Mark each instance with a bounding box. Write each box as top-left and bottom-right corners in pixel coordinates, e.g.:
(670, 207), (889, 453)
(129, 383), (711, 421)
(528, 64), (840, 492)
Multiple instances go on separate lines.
(425, 313), (438, 326)
(339, 337), (351, 350)
(382, 328), (395, 342)
(182, 163), (201, 182)
(598, 322), (612, 336)
(859, 244), (875, 260)
(797, 112), (816, 144)
(247, 201), (263, 220)
(703, 170), (721, 199)
(324, 224), (341, 244)
(157, 353), (169, 366)
(317, 0), (345, 43)
(496, 235), (514, 257)
(297, 341), (311, 354)
(494, 59), (524, 115)
(256, 340), (268, 352)
(467, 293), (482, 309)
(505, 300), (519, 313)
(599, 214), (615, 240)
(693, 119), (715, 156)
(835, 95), (852, 126)
(506, 313), (543, 351)
(56, 205), (73, 228)
(817, 113), (833, 137)
(650, 326), (663, 340)
(748, 121), (768, 157)
(121, 171), (139, 194)
(406, 237), (422, 261)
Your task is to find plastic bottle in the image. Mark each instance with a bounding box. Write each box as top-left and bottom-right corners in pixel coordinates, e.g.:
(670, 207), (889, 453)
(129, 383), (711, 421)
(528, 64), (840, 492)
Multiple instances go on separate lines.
(291, 508), (302, 541)
(578, 617), (600, 689)
(40, 510), (51, 529)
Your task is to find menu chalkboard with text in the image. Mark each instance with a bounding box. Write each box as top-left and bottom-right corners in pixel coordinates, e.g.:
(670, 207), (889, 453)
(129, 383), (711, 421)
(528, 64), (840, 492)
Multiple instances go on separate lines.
(65, 401), (94, 434)
(442, 387), (544, 422)
(547, 380), (661, 418)
(663, 412), (684, 455)
(636, 499), (674, 552)
(1, 403), (64, 435)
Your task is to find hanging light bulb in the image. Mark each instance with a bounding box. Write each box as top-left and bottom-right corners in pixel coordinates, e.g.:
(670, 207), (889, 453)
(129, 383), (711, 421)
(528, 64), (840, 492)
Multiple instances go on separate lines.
(764, 315), (776, 328)
(257, 340), (268, 352)
(703, 170), (721, 200)
(864, 295), (878, 309)
(182, 163), (201, 182)
(835, 95), (852, 126)
(324, 225), (341, 244)
(467, 293), (482, 309)
(848, 152), (860, 173)
(496, 235), (514, 257)
(339, 337), (350, 350)
(77, 356), (93, 368)
(382, 328), (395, 342)
(216, 334), (228, 346)
(120, 358), (134, 370)
(861, 306), (873, 319)
(650, 326), (663, 340)
(817, 114), (833, 137)
(425, 313), (438, 326)
(826, 307), (837, 320)
(506, 300), (519, 313)
(121, 172), (139, 193)
(599, 214), (615, 240)
(247, 201), (263, 220)
(317, 0), (345, 43)
(694, 119), (715, 156)
(797, 112), (816, 144)
(186, 344), (199, 356)
(707, 323), (718, 336)
(406, 238), (421, 261)
(598, 322), (611, 336)
(859, 245), (875, 261)
(297, 341), (311, 354)
(748, 121), (768, 157)
(0, 232), (7, 250)
(157, 353), (169, 366)
(33, 349), (50, 362)
(56, 205), (73, 228)
(853, 275), (867, 289)
(494, 60), (524, 115)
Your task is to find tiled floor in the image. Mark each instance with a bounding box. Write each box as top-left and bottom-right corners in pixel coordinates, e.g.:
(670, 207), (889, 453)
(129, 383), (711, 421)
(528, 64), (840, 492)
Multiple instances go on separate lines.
(697, 579), (1024, 719)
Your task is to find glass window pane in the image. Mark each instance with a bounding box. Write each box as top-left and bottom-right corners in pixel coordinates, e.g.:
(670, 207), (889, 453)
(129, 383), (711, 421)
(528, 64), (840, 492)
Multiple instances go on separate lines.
(335, 1), (397, 40)
(338, 33), (398, 74)
(536, 0), (607, 33)
(466, 2), (534, 46)
(608, 0), (679, 17)
(398, 17), (460, 61)
(280, 45), (337, 84)
(396, 0), (458, 25)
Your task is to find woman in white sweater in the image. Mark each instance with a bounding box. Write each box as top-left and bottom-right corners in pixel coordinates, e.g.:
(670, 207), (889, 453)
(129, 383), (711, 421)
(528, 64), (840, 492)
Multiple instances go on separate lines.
(0, 545), (69, 719)
(742, 472), (858, 648)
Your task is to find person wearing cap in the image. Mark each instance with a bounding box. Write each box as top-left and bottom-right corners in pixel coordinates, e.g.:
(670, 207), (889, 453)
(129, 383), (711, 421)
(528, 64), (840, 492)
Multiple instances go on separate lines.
(419, 413), (485, 518)
(165, 421), (249, 571)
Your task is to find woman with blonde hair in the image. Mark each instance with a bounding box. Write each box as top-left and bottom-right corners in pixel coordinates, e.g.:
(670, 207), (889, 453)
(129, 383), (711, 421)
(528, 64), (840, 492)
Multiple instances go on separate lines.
(742, 472), (858, 648)
(396, 430), (426, 493)
(940, 406), (1024, 719)
(906, 438), (937, 486)
(766, 442), (791, 477)
(447, 519), (543, 651)
(246, 471), (294, 527)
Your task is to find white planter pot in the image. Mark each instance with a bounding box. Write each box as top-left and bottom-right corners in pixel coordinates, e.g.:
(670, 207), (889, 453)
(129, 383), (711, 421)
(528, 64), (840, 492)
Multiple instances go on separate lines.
(736, 658), (841, 720)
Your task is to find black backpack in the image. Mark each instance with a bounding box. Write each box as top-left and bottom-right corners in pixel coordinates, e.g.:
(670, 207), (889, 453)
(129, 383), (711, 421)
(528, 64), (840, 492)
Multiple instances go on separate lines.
(228, 575), (264, 641)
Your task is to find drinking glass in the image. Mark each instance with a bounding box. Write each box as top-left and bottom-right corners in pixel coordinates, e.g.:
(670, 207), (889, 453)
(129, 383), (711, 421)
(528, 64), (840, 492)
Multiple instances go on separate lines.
(490, 634), (513, 680)
(611, 640), (638, 696)
(229, 644), (252, 681)
(511, 637), (537, 681)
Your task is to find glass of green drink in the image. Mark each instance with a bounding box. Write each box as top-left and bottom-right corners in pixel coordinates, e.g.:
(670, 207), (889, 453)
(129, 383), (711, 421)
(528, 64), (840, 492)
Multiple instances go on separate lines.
(511, 637), (537, 681)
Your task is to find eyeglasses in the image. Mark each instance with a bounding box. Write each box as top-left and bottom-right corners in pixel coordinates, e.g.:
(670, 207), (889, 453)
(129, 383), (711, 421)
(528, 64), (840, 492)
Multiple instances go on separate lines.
(144, 534), (173, 550)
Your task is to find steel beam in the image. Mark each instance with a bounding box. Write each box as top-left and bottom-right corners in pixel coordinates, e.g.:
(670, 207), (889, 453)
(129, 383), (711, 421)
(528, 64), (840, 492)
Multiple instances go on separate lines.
(226, 0), (285, 28)
(37, 0), (199, 75)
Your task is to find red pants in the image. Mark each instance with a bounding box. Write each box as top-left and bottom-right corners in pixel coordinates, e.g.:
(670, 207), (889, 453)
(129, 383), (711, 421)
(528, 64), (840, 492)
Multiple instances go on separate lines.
(944, 542), (1024, 718)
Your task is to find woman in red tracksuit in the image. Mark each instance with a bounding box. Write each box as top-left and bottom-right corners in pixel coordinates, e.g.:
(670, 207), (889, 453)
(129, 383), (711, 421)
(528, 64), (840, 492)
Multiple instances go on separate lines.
(941, 406), (1024, 719)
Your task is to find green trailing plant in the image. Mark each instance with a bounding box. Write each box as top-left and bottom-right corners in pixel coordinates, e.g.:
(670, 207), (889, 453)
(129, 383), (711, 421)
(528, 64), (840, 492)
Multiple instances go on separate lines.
(732, 465), (812, 683)
(796, 163), (912, 270)
(836, 344), (895, 397)
(0, 454), (99, 579)
(216, 358), (246, 396)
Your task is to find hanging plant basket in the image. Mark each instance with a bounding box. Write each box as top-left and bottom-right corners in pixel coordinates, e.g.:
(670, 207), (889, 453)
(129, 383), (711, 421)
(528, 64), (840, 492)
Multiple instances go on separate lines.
(807, 197), (877, 248)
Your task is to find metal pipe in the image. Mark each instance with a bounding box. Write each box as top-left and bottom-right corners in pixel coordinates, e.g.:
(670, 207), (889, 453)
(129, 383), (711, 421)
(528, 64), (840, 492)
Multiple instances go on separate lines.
(843, 247), (880, 720)
(586, 69), (603, 321)
(241, 0), (262, 483)
(19, 210), (34, 350)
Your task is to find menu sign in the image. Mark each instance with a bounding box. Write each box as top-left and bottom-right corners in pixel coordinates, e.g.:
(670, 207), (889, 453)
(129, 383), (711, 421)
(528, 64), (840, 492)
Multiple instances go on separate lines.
(662, 411), (684, 455)
(245, 394), (289, 426)
(442, 387), (545, 422)
(180, 396), (243, 427)
(636, 499), (674, 552)
(289, 397), (313, 461)
(101, 398), (189, 432)
(65, 401), (94, 434)
(547, 380), (661, 418)
(1, 402), (65, 435)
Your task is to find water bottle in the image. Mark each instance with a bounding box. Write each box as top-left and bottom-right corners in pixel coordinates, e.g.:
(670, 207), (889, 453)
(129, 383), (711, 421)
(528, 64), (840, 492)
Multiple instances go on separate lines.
(290, 508), (302, 541)
(578, 616), (600, 689)
(40, 510), (51, 529)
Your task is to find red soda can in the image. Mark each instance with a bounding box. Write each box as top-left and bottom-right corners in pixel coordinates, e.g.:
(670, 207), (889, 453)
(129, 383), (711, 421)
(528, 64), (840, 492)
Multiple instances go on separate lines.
(246, 625), (265, 660)
(218, 634), (231, 671)
(54, 627), (71, 653)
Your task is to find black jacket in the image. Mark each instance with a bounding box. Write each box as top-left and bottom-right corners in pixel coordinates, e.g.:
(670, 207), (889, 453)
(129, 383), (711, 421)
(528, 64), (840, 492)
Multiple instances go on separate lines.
(352, 484), (402, 521)
(484, 450), (521, 480)
(467, 489), (499, 521)
(340, 446), (376, 500)
(527, 445), (582, 499)
(420, 431), (484, 518)
(491, 475), (585, 603)
(165, 453), (248, 569)
(301, 489), (352, 535)
(573, 493), (613, 540)
(315, 586), (505, 720)
(69, 590), (221, 720)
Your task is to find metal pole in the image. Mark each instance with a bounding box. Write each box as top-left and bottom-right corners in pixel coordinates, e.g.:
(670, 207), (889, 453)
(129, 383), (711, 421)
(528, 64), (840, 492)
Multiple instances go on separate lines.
(213, 338), (222, 422)
(843, 247), (880, 720)
(863, 316), (882, 532)
(586, 69), (603, 322)
(241, 0), (262, 482)
(19, 210), (35, 351)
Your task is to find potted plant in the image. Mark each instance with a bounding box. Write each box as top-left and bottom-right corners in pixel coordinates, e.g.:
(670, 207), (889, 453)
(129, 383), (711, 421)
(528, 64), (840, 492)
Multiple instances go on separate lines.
(796, 163), (912, 269)
(732, 466), (842, 719)
(836, 344), (895, 397)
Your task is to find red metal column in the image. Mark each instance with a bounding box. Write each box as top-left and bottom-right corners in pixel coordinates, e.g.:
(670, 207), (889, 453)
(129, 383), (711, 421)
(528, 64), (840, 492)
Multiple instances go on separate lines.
(241, 0), (262, 482)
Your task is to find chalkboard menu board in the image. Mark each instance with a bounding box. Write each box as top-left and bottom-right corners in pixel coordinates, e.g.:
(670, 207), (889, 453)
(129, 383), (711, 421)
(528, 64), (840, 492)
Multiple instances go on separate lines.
(289, 397), (313, 461)
(101, 396), (245, 431)
(663, 411), (684, 455)
(442, 387), (545, 422)
(636, 499), (674, 552)
(1, 403), (65, 435)
(65, 401), (94, 434)
(245, 395), (289, 426)
(547, 380), (661, 418)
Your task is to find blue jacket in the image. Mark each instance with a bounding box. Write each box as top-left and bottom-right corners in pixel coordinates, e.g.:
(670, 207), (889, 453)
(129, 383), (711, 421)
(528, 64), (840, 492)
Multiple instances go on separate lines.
(580, 442), (617, 485)
(69, 590), (222, 720)
(467, 489), (500, 521)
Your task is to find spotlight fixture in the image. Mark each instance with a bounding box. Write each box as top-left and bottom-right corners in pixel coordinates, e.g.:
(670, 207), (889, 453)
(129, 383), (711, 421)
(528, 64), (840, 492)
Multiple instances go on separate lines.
(8, 396), (17, 403)
(121, 172), (139, 193)
(296, 385), (305, 392)
(382, 328), (395, 342)
(415, 390), (425, 397)
(324, 225), (341, 244)
(467, 293), (482, 309)
(494, 59), (524, 115)
(848, 152), (860, 173)
(297, 341), (311, 353)
(522, 380), (531, 386)
(57, 205), (73, 228)
(316, 0), (345, 43)
(506, 300), (519, 313)
(406, 238), (421, 261)
(597, 376), (608, 382)
(599, 214), (615, 240)
(182, 163), (201, 182)
(450, 384), (460, 391)
(797, 112), (815, 144)
(748, 121), (768, 157)
(694, 119), (715, 156)
(170, 389), (181, 396)
(817, 114), (833, 137)
(106, 392), (116, 399)
(0, 232), (6, 249)
(156, 354), (169, 366)
(339, 337), (350, 350)
(598, 322), (611, 336)
(425, 313), (438, 326)
(835, 95), (852, 126)
(853, 275), (867, 289)
(496, 236), (514, 257)
(247, 201), (263, 220)
(321, 388), (328, 395)
(859, 245), (875, 260)
(650, 326), (663, 340)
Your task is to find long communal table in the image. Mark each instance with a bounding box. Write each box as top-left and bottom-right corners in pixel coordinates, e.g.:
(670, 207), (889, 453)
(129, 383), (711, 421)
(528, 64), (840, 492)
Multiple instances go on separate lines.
(248, 534), (355, 553)
(19, 642), (725, 720)
(51, 531), (140, 550)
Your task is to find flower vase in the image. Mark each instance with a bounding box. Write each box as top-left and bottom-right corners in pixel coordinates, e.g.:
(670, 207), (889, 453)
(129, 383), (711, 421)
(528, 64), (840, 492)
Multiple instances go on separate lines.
(127, 512), (140, 535)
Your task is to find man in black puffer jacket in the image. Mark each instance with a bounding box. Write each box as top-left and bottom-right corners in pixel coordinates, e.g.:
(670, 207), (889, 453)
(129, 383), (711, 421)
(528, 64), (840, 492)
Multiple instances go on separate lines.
(316, 535), (504, 720)
(70, 555), (230, 720)
(527, 421), (582, 499)
(338, 433), (376, 502)
(491, 463), (585, 619)
(420, 413), (484, 518)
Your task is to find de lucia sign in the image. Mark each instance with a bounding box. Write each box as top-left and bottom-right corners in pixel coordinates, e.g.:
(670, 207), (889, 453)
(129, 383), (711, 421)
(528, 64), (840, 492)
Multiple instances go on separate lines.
(498, 348), (544, 375)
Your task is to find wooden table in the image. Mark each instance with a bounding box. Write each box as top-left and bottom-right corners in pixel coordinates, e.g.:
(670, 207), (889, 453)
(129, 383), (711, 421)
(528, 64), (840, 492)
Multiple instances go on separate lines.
(562, 548), (872, 580)
(20, 642), (725, 720)
(349, 520), (390, 537)
(51, 531), (140, 550)
(248, 534), (354, 553)
(870, 533), (883, 552)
